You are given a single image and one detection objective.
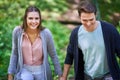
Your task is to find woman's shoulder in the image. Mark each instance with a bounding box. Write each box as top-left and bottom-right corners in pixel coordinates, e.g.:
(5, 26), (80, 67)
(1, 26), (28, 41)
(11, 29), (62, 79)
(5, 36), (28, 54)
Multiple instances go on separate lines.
(13, 26), (22, 31)
(42, 28), (51, 34)
(13, 26), (22, 34)
(41, 28), (53, 39)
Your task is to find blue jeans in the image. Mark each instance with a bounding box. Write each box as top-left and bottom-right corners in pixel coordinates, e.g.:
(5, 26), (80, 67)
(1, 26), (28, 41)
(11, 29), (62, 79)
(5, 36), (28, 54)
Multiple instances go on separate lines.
(20, 64), (45, 80)
(84, 73), (113, 80)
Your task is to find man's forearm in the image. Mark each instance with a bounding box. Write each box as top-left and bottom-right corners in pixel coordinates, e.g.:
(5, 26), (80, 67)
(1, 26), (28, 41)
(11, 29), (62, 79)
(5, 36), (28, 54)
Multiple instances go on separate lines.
(62, 64), (71, 79)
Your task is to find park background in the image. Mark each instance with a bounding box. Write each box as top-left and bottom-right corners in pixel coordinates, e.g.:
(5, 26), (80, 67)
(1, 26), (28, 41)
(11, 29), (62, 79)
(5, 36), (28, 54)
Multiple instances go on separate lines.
(0, 0), (120, 80)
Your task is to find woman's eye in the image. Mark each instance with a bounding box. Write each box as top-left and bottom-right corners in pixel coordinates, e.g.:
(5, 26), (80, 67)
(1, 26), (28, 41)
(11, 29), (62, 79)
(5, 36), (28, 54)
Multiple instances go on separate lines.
(28, 17), (33, 20)
(35, 17), (39, 20)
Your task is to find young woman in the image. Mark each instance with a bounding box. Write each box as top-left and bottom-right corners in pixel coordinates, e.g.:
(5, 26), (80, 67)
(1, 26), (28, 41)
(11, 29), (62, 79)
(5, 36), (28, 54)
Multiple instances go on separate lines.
(8, 6), (62, 80)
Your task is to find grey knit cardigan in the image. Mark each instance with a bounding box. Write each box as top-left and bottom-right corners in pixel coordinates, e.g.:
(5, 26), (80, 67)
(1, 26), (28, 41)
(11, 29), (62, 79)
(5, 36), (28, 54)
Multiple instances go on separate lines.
(8, 26), (62, 80)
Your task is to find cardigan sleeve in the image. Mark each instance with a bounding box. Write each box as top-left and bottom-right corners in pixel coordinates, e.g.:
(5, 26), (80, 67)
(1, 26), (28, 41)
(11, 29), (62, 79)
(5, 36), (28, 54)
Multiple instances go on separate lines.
(45, 28), (62, 76)
(8, 27), (19, 74)
(64, 27), (79, 65)
(111, 25), (120, 58)
(101, 21), (120, 58)
(64, 33), (74, 65)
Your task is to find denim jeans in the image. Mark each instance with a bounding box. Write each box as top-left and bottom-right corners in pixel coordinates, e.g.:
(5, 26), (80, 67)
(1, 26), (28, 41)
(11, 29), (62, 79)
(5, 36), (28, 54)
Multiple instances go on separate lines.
(20, 64), (45, 80)
(84, 73), (113, 80)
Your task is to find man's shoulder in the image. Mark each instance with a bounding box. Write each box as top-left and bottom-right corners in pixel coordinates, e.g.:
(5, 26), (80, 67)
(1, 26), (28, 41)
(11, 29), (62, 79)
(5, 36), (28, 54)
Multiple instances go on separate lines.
(70, 25), (81, 38)
(72, 25), (81, 33)
(100, 21), (119, 36)
(100, 21), (115, 27)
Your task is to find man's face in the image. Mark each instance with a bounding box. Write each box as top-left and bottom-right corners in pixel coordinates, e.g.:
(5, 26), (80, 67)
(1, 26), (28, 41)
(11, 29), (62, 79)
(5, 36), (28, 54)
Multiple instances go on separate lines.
(80, 12), (96, 30)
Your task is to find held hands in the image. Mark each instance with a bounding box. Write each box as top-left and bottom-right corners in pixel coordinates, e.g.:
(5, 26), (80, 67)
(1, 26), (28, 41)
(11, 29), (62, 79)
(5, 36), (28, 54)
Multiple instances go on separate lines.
(59, 75), (67, 80)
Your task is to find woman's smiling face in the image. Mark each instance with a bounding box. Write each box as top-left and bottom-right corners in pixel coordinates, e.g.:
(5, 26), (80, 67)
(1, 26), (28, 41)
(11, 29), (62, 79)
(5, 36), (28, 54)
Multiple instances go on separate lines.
(26, 12), (40, 30)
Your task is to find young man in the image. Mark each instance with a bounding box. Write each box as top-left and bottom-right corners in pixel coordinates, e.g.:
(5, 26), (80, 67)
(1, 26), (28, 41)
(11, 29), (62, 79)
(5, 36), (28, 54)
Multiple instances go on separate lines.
(60, 1), (120, 80)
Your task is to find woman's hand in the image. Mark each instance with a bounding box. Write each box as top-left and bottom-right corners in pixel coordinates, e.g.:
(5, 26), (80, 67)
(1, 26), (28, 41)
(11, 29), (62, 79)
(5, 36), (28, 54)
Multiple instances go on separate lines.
(8, 74), (13, 80)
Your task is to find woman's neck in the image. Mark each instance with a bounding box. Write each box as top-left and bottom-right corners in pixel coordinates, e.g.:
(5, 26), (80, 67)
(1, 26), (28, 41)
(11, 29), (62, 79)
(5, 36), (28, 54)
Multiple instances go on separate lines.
(26, 28), (39, 34)
(25, 28), (40, 44)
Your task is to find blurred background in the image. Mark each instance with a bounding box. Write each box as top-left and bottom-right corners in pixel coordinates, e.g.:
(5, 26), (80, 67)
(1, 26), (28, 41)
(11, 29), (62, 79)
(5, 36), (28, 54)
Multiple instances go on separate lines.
(0, 0), (120, 80)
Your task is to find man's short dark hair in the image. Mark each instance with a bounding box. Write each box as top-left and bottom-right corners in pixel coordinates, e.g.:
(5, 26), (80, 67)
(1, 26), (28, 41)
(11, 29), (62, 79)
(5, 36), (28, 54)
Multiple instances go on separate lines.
(78, 0), (97, 16)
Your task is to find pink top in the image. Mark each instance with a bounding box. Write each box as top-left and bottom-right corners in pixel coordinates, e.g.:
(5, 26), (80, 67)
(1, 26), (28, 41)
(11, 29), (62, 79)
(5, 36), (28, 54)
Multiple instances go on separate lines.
(22, 32), (43, 65)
